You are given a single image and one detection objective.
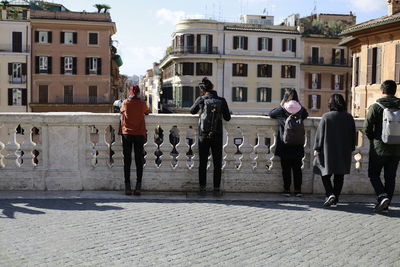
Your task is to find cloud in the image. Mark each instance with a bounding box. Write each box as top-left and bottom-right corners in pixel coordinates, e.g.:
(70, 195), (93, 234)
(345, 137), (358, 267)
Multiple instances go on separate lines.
(347, 0), (386, 13)
(155, 8), (204, 25)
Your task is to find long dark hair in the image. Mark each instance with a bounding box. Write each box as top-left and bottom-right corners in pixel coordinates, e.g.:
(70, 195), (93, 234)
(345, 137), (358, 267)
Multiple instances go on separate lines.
(281, 88), (299, 105)
(328, 94), (347, 112)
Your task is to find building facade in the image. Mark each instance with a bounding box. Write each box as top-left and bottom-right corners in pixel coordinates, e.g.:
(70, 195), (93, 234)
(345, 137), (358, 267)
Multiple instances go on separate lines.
(0, 5), (31, 112)
(299, 13), (355, 116)
(142, 63), (161, 113)
(341, 0), (400, 118)
(29, 10), (117, 112)
(159, 16), (302, 115)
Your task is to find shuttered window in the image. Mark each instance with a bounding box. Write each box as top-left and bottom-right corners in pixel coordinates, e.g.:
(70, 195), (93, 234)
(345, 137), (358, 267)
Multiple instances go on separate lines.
(257, 87), (272, 102)
(232, 63), (248, 76)
(232, 87), (247, 102)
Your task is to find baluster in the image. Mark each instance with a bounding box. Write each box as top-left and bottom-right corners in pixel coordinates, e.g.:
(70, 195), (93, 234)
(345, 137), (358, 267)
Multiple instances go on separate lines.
(0, 123), (4, 168)
(267, 130), (278, 170)
(239, 127), (255, 171)
(175, 126), (188, 169)
(254, 128), (269, 171)
(112, 133), (124, 168)
(144, 125), (158, 169)
(223, 124), (239, 170)
(20, 124), (36, 168)
(3, 124), (20, 168)
(96, 125), (109, 168)
(159, 124), (173, 170)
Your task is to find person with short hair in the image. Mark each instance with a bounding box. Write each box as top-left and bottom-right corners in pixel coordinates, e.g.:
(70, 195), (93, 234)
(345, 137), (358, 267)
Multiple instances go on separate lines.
(190, 77), (231, 196)
(120, 85), (149, 196)
(269, 88), (308, 197)
(313, 94), (356, 207)
(364, 80), (400, 212)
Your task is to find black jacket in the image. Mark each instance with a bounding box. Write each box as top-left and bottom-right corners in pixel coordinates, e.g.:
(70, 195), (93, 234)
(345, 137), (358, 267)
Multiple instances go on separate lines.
(269, 105), (308, 159)
(364, 95), (400, 156)
(190, 91), (231, 139)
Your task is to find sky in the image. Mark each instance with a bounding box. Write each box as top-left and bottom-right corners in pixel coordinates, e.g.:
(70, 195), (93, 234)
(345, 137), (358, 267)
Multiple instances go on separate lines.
(55, 0), (388, 76)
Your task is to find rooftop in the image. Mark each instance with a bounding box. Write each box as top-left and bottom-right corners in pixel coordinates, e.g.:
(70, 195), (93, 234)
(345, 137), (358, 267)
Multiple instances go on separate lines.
(341, 12), (400, 35)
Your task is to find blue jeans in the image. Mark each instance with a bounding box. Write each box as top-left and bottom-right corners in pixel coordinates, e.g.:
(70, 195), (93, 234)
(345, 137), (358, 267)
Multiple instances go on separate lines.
(368, 152), (400, 201)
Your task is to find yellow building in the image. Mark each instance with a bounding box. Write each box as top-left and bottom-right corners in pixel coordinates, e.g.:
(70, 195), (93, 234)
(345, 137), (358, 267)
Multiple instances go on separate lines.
(0, 5), (31, 112)
(159, 16), (302, 115)
(341, 0), (400, 117)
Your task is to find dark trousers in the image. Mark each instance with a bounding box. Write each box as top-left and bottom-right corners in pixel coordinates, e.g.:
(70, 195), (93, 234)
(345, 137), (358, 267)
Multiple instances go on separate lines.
(321, 174), (344, 198)
(280, 158), (302, 192)
(198, 135), (223, 189)
(368, 152), (399, 201)
(122, 134), (145, 186)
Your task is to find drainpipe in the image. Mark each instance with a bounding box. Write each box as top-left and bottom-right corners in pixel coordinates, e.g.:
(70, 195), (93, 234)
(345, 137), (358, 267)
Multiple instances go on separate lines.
(222, 32), (226, 98)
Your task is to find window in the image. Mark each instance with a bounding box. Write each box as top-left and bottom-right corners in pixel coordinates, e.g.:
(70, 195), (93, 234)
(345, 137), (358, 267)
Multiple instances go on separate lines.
(9, 63), (26, 83)
(89, 58), (98, 72)
(282, 39), (296, 52)
(308, 94), (321, 109)
(232, 87), (247, 102)
(233, 36), (248, 50)
(309, 73), (321, 89)
(12, 63), (22, 79)
(281, 65), (296, 78)
(61, 32), (77, 44)
(39, 56), (48, 71)
(197, 34), (212, 53)
(332, 48), (345, 65)
(8, 88), (27, 106)
(332, 74), (344, 90)
(176, 62), (194, 76)
(355, 57), (360, 86)
(367, 47), (381, 85)
(12, 32), (22, 52)
(182, 86), (194, 107)
(39, 85), (48, 104)
(65, 57), (73, 73)
(311, 47), (320, 64)
(232, 63), (248, 76)
(88, 32), (98, 45)
(257, 64), (272, 78)
(258, 37), (272, 51)
(196, 62), (212, 76)
(36, 31), (52, 43)
(257, 87), (272, 102)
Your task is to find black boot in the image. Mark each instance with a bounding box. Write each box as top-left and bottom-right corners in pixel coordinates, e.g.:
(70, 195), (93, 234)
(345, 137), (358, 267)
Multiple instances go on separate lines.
(133, 182), (141, 196)
(125, 182), (132, 196)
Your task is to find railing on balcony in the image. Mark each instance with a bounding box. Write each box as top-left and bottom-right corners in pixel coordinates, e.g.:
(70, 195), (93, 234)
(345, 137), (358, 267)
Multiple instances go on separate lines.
(332, 58), (347, 66)
(307, 57), (324, 65)
(170, 46), (219, 55)
(9, 75), (27, 84)
(53, 96), (111, 104)
(0, 44), (30, 53)
(0, 113), (394, 195)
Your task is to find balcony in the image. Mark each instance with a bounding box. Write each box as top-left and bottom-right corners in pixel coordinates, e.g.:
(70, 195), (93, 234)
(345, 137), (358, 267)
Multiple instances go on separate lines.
(307, 57), (324, 65)
(0, 44), (30, 53)
(169, 46), (219, 55)
(332, 58), (347, 66)
(9, 75), (27, 84)
(0, 113), (387, 195)
(52, 96), (111, 105)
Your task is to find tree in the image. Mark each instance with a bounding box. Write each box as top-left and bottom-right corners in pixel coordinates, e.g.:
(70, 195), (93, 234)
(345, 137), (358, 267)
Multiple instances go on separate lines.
(94, 4), (104, 13)
(1, 0), (9, 9)
(102, 4), (111, 13)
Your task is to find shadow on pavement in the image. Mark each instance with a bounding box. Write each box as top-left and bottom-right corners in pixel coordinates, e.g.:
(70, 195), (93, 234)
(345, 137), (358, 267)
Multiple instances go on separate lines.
(0, 199), (124, 219)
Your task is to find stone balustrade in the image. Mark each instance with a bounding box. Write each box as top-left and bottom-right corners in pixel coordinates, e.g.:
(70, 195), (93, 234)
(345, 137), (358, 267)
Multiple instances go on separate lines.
(0, 113), (397, 195)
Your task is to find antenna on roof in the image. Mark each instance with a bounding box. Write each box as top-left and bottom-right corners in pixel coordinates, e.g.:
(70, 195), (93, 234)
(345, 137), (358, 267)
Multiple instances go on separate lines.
(312, 0), (317, 15)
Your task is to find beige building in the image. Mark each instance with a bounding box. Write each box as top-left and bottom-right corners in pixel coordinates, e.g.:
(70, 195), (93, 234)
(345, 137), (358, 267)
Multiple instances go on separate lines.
(299, 13), (355, 116)
(29, 9), (117, 112)
(159, 16), (302, 115)
(142, 63), (161, 113)
(0, 5), (31, 112)
(341, 0), (400, 118)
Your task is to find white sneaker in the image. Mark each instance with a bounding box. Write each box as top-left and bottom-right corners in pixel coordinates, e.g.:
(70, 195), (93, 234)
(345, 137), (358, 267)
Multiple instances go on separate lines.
(323, 195), (336, 207)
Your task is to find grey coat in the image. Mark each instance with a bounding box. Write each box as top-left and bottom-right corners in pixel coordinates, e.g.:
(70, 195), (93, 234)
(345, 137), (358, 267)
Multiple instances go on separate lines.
(313, 111), (356, 176)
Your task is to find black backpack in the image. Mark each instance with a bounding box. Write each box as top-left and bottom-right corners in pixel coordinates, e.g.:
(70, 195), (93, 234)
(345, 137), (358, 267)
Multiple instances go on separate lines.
(200, 97), (222, 138)
(283, 111), (305, 146)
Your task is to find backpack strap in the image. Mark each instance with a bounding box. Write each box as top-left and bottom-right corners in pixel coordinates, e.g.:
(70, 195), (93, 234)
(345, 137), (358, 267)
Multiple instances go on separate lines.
(375, 101), (386, 110)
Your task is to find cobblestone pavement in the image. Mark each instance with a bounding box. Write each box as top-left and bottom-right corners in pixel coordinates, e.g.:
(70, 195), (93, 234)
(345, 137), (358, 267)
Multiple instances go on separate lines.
(0, 193), (400, 267)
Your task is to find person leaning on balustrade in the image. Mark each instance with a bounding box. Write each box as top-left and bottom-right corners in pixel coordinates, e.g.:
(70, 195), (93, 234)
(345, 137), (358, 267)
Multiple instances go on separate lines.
(120, 85), (149, 196)
(313, 94), (356, 207)
(269, 88), (308, 197)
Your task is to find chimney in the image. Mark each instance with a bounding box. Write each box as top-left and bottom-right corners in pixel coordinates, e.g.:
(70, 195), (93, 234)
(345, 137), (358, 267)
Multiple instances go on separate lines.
(388, 0), (400, 16)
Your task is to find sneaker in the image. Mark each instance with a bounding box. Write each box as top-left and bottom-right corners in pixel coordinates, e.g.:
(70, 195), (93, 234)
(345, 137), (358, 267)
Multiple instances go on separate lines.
(294, 192), (303, 197)
(281, 190), (291, 197)
(323, 195), (336, 207)
(125, 188), (132, 196)
(374, 197), (390, 212)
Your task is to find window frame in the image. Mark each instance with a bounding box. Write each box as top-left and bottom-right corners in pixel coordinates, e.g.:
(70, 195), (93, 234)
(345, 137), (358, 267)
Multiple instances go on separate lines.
(88, 32), (99, 46)
(64, 56), (73, 73)
(232, 87), (248, 102)
(257, 87), (272, 102)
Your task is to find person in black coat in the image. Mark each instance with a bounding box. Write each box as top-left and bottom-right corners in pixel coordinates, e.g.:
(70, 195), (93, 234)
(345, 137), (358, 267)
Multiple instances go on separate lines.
(269, 88), (308, 197)
(313, 94), (356, 207)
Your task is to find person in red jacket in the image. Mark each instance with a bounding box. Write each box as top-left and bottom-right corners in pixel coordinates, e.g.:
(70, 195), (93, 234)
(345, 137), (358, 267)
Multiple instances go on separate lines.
(120, 85), (149, 195)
